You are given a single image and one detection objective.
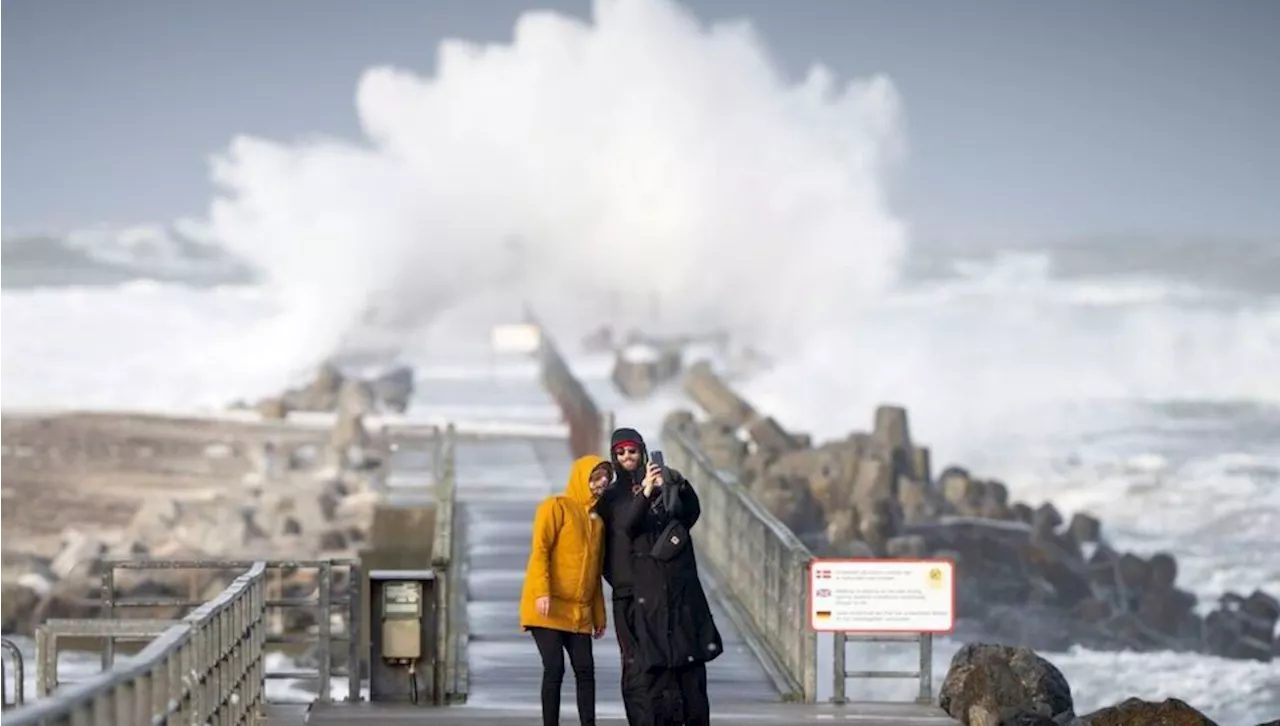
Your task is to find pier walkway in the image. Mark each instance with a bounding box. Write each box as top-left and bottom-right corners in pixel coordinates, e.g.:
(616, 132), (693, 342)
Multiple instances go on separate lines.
(3, 333), (955, 725)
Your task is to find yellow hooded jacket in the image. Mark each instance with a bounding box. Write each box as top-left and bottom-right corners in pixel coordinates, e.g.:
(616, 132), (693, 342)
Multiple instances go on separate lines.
(519, 454), (609, 634)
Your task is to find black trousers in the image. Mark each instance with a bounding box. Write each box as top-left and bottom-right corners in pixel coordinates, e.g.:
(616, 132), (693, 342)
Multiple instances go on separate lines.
(612, 597), (648, 725)
(529, 626), (596, 726)
(643, 662), (709, 726)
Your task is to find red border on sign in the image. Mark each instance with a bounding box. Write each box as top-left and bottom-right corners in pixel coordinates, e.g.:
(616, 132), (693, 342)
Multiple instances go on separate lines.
(807, 557), (957, 634)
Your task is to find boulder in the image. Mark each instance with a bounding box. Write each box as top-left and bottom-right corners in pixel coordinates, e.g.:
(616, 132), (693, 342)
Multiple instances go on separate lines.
(1066, 513), (1101, 545)
(336, 379), (377, 418)
(753, 475), (825, 536)
(611, 344), (682, 399)
(255, 396), (290, 419)
(682, 361), (755, 428)
(50, 530), (108, 579)
(745, 415), (802, 457)
(327, 410), (374, 471)
(581, 325), (614, 353)
(939, 643), (1074, 726)
(284, 362), (345, 411)
(1, 579), (42, 632)
(371, 365), (415, 412)
(1070, 697), (1218, 726)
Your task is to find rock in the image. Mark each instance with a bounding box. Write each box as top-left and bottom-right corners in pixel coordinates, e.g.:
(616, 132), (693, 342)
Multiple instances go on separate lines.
(1146, 552), (1178, 591)
(336, 379), (377, 418)
(1066, 513), (1101, 545)
(829, 539), (876, 558)
(1205, 590), (1279, 661)
(1071, 697), (1218, 726)
(1010, 503), (1035, 525)
(662, 410), (698, 439)
(317, 528), (349, 552)
(745, 416), (802, 457)
(255, 396), (290, 419)
(128, 498), (184, 538)
(332, 489), (376, 527)
(682, 361), (755, 428)
(939, 643), (1074, 726)
(898, 475), (944, 525)
(371, 365), (415, 412)
(942, 468), (984, 516)
(871, 404), (922, 480)
(1031, 504), (1063, 538)
(1, 580), (42, 632)
(911, 446), (932, 486)
(581, 325), (614, 353)
(769, 448), (843, 516)
(847, 457), (902, 553)
(611, 344), (682, 399)
(327, 411), (374, 471)
(753, 475), (825, 536)
(49, 530), (108, 579)
(286, 362), (345, 411)
(825, 508), (858, 549)
(885, 535), (929, 558)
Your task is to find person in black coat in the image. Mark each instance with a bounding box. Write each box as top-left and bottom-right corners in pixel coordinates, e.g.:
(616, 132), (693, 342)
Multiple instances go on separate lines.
(615, 455), (723, 726)
(598, 427), (655, 725)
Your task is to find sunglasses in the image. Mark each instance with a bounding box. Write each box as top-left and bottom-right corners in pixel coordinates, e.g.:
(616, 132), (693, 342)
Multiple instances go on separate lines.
(613, 447), (639, 456)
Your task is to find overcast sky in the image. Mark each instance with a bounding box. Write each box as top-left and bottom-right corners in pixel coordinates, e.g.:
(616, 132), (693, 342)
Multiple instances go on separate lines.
(3, 0), (1278, 242)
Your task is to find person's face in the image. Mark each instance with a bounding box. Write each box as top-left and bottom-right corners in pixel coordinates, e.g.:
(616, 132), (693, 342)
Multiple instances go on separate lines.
(614, 444), (641, 472)
(589, 464), (612, 496)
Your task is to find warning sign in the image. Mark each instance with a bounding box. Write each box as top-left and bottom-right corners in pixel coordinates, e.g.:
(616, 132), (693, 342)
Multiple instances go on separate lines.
(809, 558), (956, 633)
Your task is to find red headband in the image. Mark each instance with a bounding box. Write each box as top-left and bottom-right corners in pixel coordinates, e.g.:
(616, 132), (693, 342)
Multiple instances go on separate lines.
(613, 440), (640, 451)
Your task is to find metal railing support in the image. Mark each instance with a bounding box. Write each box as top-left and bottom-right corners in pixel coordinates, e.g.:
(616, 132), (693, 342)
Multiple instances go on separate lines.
(832, 632), (934, 705)
(2, 638), (25, 709)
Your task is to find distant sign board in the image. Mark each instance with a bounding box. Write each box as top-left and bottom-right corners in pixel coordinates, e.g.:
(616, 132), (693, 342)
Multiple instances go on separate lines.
(490, 323), (542, 354)
(809, 558), (956, 633)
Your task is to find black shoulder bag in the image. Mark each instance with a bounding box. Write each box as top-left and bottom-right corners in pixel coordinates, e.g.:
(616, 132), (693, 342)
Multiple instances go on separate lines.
(649, 483), (690, 562)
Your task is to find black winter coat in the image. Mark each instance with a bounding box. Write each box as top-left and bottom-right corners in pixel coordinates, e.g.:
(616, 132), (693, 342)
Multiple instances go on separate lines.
(616, 470), (724, 673)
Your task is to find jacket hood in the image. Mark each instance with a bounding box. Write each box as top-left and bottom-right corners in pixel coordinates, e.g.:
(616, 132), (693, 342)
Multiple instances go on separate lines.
(565, 454), (610, 508)
(609, 427), (649, 483)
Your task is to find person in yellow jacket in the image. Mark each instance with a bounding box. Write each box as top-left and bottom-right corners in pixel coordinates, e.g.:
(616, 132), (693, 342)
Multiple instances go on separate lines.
(520, 454), (612, 726)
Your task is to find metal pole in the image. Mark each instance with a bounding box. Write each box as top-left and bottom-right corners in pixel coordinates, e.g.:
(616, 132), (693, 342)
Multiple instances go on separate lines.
(832, 632), (847, 705)
(101, 567), (116, 670)
(1, 637), (23, 707)
(347, 561), (362, 702)
(318, 563), (333, 703)
(916, 633), (934, 705)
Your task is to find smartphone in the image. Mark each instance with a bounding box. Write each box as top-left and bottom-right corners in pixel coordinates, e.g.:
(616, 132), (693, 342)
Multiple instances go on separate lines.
(650, 450), (665, 470)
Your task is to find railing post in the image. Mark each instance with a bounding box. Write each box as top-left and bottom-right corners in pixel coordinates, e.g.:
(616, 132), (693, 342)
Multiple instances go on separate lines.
(318, 562), (333, 703)
(347, 561), (362, 702)
(101, 566), (116, 670)
(917, 633), (934, 705)
(1, 638), (24, 708)
(35, 627), (55, 697)
(832, 632), (847, 705)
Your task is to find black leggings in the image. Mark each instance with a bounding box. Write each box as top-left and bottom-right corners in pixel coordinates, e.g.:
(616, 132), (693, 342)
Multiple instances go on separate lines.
(530, 626), (596, 726)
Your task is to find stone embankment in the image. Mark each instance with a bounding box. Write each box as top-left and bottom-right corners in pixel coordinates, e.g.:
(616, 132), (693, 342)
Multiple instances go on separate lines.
(243, 361), (415, 419)
(670, 360), (1280, 663)
(1, 363), (410, 636)
(938, 641), (1265, 725)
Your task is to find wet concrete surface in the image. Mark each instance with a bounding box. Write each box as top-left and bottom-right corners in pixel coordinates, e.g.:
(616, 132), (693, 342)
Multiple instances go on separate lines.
(304, 700), (956, 724)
